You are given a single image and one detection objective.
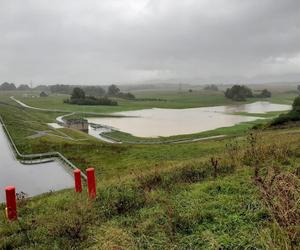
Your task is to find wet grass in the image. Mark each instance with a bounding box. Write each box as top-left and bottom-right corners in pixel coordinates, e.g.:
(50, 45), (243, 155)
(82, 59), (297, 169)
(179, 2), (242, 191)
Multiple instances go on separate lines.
(1, 132), (299, 249)
(9, 89), (297, 114)
(0, 89), (299, 249)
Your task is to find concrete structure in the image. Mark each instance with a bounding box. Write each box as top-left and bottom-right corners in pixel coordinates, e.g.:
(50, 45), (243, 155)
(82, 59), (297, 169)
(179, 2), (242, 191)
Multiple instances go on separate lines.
(65, 118), (89, 133)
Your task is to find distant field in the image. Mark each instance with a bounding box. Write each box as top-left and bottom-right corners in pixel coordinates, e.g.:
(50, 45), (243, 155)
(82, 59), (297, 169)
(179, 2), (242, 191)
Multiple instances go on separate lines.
(7, 88), (298, 115)
(15, 90), (236, 113)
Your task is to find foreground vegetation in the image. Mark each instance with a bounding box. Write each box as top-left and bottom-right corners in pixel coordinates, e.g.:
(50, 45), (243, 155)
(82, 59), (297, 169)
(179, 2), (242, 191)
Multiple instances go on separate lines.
(1, 123), (299, 249)
(0, 88), (299, 249)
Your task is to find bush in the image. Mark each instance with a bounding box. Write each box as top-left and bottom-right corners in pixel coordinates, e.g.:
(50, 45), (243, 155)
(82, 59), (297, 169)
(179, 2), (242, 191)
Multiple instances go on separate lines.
(225, 85), (253, 101)
(64, 97), (118, 106)
(270, 111), (300, 126)
(117, 92), (135, 99)
(97, 183), (146, 217)
(256, 89), (271, 98)
(270, 95), (300, 126)
(292, 95), (300, 112)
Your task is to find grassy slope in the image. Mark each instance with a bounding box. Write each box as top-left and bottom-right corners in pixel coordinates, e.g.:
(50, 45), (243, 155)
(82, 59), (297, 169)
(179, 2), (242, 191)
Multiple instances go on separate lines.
(1, 128), (299, 249)
(0, 89), (299, 249)
(0, 167), (272, 249)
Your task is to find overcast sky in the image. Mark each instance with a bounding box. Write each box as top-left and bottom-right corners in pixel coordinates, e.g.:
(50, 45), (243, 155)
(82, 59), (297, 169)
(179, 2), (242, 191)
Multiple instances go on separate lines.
(0, 0), (300, 85)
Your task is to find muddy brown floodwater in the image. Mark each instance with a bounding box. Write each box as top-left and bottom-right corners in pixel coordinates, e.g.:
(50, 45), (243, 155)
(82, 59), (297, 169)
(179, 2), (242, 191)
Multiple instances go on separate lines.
(88, 101), (291, 137)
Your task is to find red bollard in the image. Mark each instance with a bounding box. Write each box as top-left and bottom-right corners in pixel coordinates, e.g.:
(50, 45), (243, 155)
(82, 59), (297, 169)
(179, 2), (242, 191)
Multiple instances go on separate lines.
(74, 169), (82, 193)
(5, 186), (17, 221)
(86, 168), (96, 199)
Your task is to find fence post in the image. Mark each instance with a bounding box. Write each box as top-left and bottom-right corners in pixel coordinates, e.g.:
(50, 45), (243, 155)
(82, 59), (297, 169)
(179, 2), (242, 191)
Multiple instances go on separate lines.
(5, 186), (17, 221)
(86, 168), (96, 198)
(74, 169), (82, 193)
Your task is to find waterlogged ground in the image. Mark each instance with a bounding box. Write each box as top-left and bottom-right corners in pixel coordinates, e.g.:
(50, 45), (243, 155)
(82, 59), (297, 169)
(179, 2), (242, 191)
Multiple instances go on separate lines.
(0, 124), (74, 202)
(88, 102), (290, 137)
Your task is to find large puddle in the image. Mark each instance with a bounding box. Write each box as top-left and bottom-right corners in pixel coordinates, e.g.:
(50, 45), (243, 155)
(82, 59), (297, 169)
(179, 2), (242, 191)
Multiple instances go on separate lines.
(0, 124), (74, 203)
(87, 102), (291, 137)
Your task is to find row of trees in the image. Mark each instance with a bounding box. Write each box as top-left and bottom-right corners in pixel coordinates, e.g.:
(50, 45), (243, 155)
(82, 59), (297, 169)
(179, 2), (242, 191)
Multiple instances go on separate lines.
(0, 82), (31, 91)
(64, 87), (118, 106)
(225, 85), (271, 101)
(0, 82), (136, 101)
(50, 84), (135, 100)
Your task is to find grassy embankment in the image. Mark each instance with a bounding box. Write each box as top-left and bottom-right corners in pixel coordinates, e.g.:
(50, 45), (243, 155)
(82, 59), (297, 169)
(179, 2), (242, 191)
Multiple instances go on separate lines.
(0, 89), (299, 249)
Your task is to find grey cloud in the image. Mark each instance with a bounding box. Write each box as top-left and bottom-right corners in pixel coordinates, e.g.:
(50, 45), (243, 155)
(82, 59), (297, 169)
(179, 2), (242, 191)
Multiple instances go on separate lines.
(0, 0), (300, 85)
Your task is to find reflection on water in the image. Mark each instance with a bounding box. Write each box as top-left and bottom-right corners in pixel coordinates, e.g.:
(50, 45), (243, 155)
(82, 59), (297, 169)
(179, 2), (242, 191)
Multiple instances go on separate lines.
(87, 102), (290, 138)
(0, 125), (74, 203)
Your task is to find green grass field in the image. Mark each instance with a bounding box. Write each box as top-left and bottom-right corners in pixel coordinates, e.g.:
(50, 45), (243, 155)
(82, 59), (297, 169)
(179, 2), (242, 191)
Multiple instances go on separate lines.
(10, 89), (297, 114)
(0, 88), (299, 249)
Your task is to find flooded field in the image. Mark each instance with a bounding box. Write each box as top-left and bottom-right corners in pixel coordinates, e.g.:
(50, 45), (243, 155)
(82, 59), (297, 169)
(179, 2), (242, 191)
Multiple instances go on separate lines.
(0, 125), (74, 203)
(88, 102), (291, 137)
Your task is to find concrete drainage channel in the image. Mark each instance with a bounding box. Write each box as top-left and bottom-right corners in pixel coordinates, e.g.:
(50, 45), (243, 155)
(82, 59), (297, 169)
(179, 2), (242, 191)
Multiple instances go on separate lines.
(0, 115), (86, 203)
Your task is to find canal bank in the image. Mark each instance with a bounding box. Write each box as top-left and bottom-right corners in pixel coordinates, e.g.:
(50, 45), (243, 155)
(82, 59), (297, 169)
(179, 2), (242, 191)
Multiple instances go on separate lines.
(0, 121), (75, 203)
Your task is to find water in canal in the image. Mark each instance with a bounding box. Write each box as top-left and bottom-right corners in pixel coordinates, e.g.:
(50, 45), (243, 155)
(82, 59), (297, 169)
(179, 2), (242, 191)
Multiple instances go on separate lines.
(0, 124), (74, 203)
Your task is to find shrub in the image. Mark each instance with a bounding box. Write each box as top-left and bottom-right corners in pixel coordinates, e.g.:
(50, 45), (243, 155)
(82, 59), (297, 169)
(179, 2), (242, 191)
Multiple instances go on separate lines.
(117, 92), (135, 99)
(270, 96), (300, 126)
(45, 199), (96, 245)
(258, 171), (300, 247)
(256, 89), (271, 98)
(97, 183), (146, 217)
(138, 160), (235, 193)
(64, 97), (118, 106)
(270, 111), (300, 126)
(292, 95), (300, 112)
(174, 164), (212, 183)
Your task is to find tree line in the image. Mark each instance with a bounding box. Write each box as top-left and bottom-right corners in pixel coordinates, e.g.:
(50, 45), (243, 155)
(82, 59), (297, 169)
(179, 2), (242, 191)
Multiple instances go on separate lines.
(0, 82), (136, 100)
(63, 86), (130, 106)
(225, 85), (271, 101)
(0, 82), (31, 91)
(50, 84), (135, 100)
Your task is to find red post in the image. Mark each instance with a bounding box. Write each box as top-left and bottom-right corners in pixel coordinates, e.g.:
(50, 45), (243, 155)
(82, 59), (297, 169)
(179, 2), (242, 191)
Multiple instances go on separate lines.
(86, 168), (96, 198)
(74, 169), (82, 193)
(5, 186), (17, 221)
